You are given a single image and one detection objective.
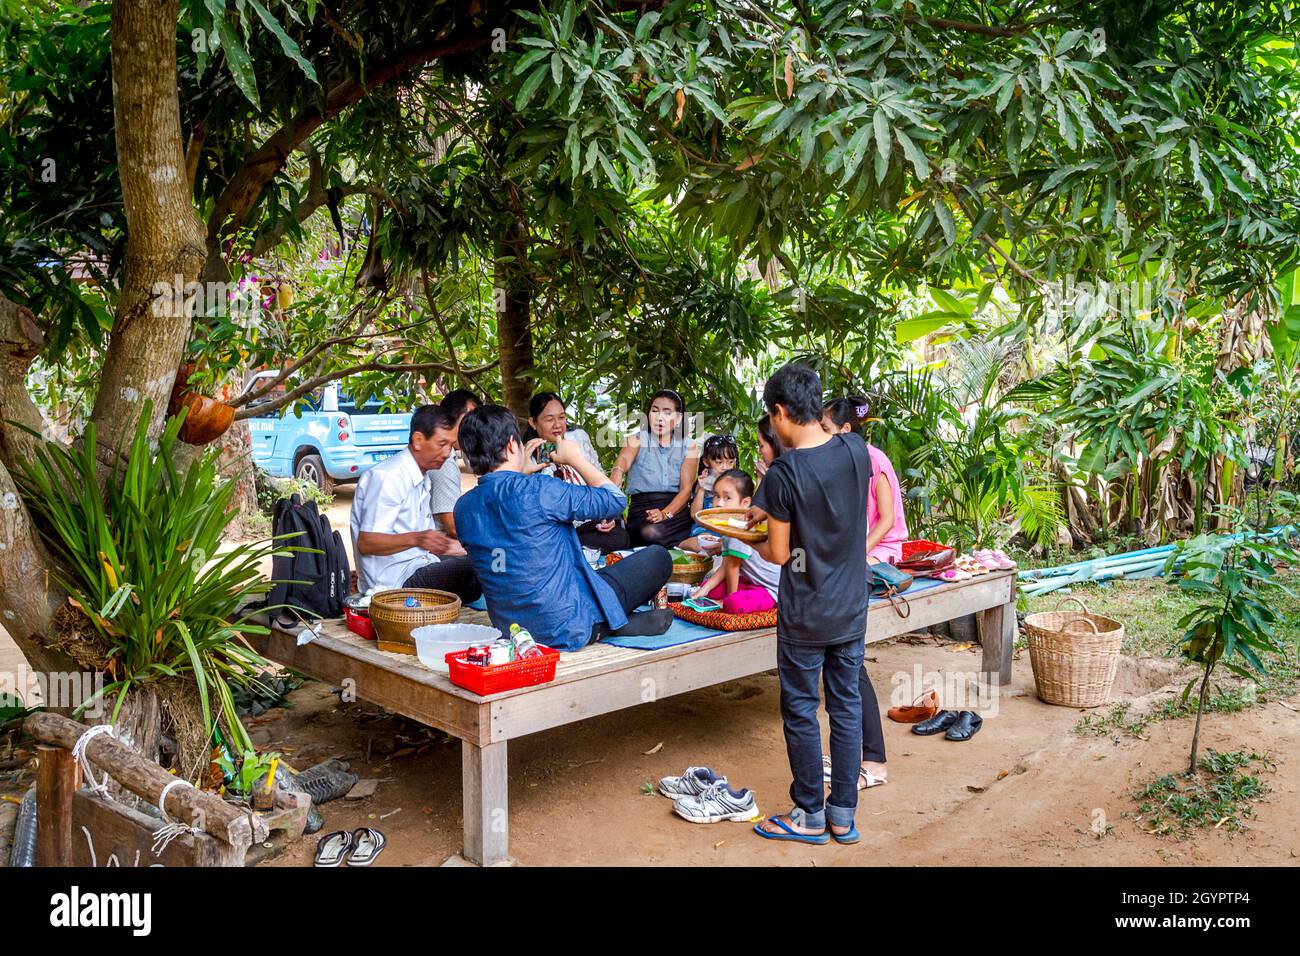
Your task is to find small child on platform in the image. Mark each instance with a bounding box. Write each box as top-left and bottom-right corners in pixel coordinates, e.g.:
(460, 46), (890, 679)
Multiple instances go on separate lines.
(690, 469), (778, 614)
(679, 434), (739, 554)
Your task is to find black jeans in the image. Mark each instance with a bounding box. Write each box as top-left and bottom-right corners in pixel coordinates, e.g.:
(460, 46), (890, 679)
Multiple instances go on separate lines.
(403, 555), (482, 604)
(626, 492), (692, 549)
(591, 545), (672, 635)
(776, 637), (864, 829)
(860, 667), (887, 763)
(577, 519), (631, 554)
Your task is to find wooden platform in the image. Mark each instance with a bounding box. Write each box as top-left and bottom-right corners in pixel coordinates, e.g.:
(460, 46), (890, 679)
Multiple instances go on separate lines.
(252, 569), (1016, 865)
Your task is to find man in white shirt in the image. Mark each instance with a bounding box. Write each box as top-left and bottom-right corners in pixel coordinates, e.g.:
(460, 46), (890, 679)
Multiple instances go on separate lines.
(350, 404), (481, 602)
(429, 388), (481, 538)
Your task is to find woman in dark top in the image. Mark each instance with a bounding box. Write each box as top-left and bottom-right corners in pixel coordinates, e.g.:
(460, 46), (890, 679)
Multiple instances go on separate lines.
(524, 391), (630, 554)
(756, 412), (783, 480)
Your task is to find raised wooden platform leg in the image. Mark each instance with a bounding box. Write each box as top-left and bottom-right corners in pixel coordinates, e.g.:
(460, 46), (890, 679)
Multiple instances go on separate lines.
(461, 739), (509, 866)
(977, 600), (1016, 686)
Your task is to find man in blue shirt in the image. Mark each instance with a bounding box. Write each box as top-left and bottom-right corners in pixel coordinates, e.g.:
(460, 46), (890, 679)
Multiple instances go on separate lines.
(453, 405), (674, 650)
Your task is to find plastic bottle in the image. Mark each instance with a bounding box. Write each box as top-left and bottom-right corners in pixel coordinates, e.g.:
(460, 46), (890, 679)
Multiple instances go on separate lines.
(509, 623), (544, 659)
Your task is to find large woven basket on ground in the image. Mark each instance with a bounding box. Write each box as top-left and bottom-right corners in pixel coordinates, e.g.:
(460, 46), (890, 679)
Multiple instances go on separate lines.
(1023, 597), (1124, 708)
(369, 588), (461, 655)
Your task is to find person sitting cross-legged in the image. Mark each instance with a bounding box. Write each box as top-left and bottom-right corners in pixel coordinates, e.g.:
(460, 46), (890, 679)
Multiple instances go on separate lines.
(349, 404), (482, 603)
(453, 405), (674, 650)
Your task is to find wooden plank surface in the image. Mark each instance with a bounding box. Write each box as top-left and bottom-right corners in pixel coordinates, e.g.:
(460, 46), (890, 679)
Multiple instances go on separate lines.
(259, 570), (1018, 741)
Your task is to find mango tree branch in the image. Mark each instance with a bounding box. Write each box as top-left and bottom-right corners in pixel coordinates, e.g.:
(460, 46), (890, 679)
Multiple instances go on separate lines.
(207, 32), (494, 259)
(231, 357), (498, 420)
(247, 161), (399, 259)
(227, 314), (432, 409)
(0, 291), (52, 471)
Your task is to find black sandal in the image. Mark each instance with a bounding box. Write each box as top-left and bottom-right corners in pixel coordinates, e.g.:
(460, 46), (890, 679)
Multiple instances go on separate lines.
(945, 711), (983, 741)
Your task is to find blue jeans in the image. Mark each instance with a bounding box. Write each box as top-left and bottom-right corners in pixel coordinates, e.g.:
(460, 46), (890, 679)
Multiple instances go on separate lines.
(777, 638), (865, 829)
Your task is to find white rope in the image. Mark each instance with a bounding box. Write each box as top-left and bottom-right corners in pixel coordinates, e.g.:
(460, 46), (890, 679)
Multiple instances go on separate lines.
(70, 724), (118, 800)
(151, 778), (199, 856)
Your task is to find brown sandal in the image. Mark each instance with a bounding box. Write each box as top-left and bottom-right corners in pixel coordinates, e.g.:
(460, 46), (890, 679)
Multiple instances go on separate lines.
(887, 689), (940, 723)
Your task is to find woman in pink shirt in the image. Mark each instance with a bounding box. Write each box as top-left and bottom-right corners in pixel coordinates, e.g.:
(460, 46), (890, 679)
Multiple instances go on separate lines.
(820, 395), (906, 791)
(822, 397), (908, 564)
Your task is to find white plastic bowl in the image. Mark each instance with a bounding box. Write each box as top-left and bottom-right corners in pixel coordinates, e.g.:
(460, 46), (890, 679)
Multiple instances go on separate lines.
(411, 622), (502, 673)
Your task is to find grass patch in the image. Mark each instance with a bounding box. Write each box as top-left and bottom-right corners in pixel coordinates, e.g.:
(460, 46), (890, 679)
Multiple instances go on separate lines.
(1073, 651), (1300, 739)
(1074, 702), (1151, 738)
(1133, 749), (1271, 837)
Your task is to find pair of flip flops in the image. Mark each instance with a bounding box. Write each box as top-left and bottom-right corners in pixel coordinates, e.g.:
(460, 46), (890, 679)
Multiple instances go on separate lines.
(753, 807), (859, 845)
(314, 827), (386, 867)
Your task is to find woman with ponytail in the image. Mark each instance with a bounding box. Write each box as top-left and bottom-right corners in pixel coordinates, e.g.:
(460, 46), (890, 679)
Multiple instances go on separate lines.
(821, 394), (897, 790)
(823, 396), (907, 565)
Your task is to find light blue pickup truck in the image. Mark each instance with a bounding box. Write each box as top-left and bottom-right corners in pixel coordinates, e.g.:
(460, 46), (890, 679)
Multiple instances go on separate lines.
(243, 372), (411, 492)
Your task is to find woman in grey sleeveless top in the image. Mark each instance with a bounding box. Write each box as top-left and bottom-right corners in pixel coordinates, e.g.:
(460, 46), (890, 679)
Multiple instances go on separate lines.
(611, 389), (700, 547)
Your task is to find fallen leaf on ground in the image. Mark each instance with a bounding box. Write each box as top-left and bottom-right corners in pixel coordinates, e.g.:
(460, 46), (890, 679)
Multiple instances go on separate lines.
(950, 642), (975, 652)
(966, 784), (986, 793)
(642, 742), (664, 755)
(713, 840), (725, 849)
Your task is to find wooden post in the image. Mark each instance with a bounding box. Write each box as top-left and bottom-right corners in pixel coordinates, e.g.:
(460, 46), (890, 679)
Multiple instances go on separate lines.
(35, 744), (79, 867)
(978, 599), (1016, 686)
(461, 739), (509, 866)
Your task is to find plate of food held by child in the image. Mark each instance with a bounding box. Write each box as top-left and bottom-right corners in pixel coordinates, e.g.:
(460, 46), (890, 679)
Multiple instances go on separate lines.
(694, 506), (768, 543)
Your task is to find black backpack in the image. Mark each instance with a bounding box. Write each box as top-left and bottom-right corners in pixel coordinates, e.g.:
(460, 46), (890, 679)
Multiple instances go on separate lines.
(268, 494), (351, 621)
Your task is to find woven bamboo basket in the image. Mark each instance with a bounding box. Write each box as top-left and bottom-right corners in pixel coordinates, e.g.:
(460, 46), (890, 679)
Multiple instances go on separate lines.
(1023, 596), (1124, 708)
(669, 552), (712, 585)
(695, 507), (767, 543)
(369, 588), (461, 655)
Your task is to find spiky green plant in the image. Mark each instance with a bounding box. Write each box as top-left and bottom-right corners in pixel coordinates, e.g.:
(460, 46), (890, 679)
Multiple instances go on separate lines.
(15, 402), (289, 755)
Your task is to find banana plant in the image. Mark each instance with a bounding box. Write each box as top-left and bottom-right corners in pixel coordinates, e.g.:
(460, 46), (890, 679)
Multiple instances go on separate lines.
(1266, 266), (1300, 483)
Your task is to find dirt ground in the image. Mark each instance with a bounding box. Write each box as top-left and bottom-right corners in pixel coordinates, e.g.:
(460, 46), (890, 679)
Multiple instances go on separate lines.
(5, 482), (1296, 866)
(252, 635), (1299, 867)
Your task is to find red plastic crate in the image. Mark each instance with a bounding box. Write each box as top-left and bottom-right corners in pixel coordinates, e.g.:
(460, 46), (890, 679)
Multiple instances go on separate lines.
(345, 607), (375, 640)
(445, 644), (560, 695)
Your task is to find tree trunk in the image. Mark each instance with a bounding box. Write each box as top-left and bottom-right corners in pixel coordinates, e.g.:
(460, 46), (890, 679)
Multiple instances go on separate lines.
(90, 0), (207, 452)
(495, 220), (533, 422)
(1189, 660), (1215, 775)
(216, 420), (262, 536)
(0, 296), (79, 685)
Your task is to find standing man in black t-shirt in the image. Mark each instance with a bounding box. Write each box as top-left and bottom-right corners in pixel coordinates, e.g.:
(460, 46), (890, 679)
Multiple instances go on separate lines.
(748, 363), (873, 845)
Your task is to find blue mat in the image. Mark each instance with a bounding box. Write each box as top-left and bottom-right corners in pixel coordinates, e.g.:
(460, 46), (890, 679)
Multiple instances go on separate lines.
(472, 574), (949, 652)
(601, 617), (727, 650)
(602, 575), (948, 650)
(877, 575), (944, 599)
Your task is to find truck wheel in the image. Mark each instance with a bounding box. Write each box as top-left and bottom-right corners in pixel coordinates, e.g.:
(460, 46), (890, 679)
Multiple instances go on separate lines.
(295, 454), (335, 495)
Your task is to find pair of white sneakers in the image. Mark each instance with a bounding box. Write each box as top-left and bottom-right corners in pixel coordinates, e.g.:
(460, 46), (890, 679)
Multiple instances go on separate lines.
(658, 766), (761, 823)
